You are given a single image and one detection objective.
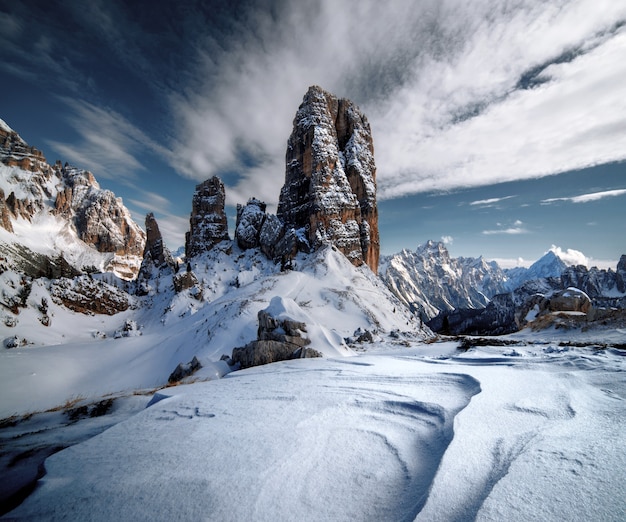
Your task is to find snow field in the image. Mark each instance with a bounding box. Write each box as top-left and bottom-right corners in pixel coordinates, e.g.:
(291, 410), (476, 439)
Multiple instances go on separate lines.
(5, 342), (626, 521)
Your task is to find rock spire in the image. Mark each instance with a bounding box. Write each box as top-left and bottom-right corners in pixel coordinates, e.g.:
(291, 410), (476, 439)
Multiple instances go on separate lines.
(140, 213), (174, 273)
(277, 85), (379, 273)
(185, 176), (230, 258)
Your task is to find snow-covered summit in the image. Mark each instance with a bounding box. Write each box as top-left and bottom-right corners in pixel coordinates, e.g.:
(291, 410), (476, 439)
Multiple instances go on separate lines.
(0, 120), (145, 279)
(380, 240), (510, 319)
(505, 249), (567, 287)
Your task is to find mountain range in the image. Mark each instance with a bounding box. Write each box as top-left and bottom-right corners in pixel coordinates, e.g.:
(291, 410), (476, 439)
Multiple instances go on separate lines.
(1, 86), (625, 520)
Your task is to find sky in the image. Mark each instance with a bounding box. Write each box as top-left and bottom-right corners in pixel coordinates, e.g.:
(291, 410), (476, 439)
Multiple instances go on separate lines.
(1, 0), (625, 268)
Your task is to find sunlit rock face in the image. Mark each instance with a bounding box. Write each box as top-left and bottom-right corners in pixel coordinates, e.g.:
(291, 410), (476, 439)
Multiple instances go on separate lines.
(185, 176), (230, 258)
(277, 85), (379, 273)
(1, 120), (145, 266)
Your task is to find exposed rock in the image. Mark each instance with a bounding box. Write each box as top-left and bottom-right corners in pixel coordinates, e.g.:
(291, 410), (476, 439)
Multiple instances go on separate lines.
(235, 198), (266, 250)
(6, 191), (40, 221)
(258, 214), (287, 260)
(547, 287), (592, 314)
(54, 186), (72, 215)
(50, 276), (131, 315)
(618, 255), (626, 293)
(0, 120), (146, 277)
(114, 319), (142, 338)
(168, 356), (203, 384)
(173, 270), (199, 294)
(232, 303), (322, 369)
(428, 293), (517, 336)
(140, 213), (174, 274)
(68, 168), (145, 257)
(277, 86), (379, 273)
(561, 262), (626, 298)
(0, 124), (46, 167)
(0, 189), (13, 232)
(185, 177), (229, 258)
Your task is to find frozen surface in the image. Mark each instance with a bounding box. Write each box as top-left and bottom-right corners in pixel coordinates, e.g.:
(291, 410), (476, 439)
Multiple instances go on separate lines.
(4, 340), (626, 521)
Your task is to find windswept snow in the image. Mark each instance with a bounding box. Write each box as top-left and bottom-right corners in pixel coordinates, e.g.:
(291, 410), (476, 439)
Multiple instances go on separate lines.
(4, 341), (625, 521)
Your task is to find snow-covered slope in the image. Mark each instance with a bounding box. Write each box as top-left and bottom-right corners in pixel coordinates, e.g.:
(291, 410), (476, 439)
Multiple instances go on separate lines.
(0, 243), (429, 417)
(380, 240), (510, 319)
(505, 249), (567, 288)
(5, 339), (625, 521)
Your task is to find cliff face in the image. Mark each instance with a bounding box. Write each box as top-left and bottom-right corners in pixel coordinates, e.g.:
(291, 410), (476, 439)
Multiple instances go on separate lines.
(185, 176), (230, 258)
(277, 86), (379, 273)
(0, 119), (145, 277)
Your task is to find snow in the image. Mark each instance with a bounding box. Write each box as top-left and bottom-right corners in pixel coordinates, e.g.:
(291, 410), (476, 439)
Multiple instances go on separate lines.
(0, 118), (12, 133)
(1, 238), (625, 519)
(3, 340), (625, 521)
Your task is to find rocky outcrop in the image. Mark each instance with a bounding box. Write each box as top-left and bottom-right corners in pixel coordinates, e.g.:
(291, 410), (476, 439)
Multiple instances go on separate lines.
(168, 356), (202, 384)
(547, 287), (592, 313)
(0, 120), (146, 277)
(173, 270), (200, 295)
(50, 276), (131, 315)
(0, 189), (13, 232)
(277, 86), (379, 273)
(0, 122), (46, 169)
(428, 293), (517, 336)
(561, 261), (626, 298)
(235, 198), (267, 250)
(185, 177), (229, 258)
(618, 255), (626, 293)
(140, 213), (173, 274)
(232, 302), (322, 369)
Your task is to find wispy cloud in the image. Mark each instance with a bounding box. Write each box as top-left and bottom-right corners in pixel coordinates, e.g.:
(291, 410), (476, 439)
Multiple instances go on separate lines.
(470, 195), (516, 207)
(482, 220), (528, 235)
(542, 188), (626, 204)
(47, 98), (174, 182)
(441, 235), (454, 245)
(4, 0), (626, 210)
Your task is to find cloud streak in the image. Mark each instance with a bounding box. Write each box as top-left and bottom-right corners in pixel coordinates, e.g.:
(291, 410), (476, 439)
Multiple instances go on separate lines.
(542, 188), (626, 204)
(47, 98), (174, 182)
(470, 196), (517, 207)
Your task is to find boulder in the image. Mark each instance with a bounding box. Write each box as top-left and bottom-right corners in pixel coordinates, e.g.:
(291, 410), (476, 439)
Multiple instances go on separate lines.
(168, 356), (202, 384)
(235, 198), (266, 250)
(231, 300), (323, 369)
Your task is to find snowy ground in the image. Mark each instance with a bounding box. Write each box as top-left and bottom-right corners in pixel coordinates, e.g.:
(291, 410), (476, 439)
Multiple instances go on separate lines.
(2, 336), (625, 521)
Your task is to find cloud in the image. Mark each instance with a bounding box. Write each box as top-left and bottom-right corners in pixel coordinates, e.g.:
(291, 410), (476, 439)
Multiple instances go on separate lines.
(165, 0), (626, 206)
(441, 235), (454, 245)
(549, 245), (588, 267)
(489, 257), (531, 269)
(482, 220), (528, 235)
(470, 196), (516, 207)
(542, 188), (626, 204)
(47, 98), (174, 182)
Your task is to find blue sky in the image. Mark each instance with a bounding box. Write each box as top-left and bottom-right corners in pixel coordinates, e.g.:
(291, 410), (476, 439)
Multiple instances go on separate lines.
(1, 0), (625, 268)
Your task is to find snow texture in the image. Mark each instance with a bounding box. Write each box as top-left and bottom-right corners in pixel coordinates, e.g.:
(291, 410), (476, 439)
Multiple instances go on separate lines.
(4, 339), (626, 521)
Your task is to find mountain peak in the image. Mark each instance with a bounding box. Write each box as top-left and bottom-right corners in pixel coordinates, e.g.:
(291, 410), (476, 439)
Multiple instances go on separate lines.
(277, 86), (379, 273)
